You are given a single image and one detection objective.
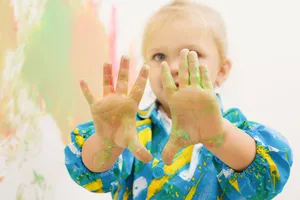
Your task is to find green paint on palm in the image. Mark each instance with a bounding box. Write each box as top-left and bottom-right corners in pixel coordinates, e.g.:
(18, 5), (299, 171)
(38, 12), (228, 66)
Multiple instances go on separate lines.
(198, 65), (203, 88)
(185, 54), (191, 85)
(163, 63), (177, 89)
(104, 139), (116, 148)
(94, 148), (112, 169)
(127, 142), (135, 152)
(176, 129), (190, 140)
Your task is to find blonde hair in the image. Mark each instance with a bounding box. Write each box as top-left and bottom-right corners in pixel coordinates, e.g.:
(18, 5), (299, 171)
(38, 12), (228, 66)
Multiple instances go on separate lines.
(141, 0), (228, 62)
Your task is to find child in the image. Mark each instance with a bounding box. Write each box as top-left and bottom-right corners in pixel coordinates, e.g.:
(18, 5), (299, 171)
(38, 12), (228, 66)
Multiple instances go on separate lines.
(64, 1), (293, 199)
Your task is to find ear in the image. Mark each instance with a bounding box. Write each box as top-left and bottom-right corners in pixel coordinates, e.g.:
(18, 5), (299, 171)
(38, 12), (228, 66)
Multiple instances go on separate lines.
(215, 59), (232, 86)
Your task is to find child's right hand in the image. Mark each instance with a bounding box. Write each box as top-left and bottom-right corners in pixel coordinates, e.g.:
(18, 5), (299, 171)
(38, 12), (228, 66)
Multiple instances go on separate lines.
(80, 56), (153, 169)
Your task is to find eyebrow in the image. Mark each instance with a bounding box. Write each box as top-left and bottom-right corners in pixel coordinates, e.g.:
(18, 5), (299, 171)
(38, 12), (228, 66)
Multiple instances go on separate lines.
(184, 45), (205, 52)
(147, 47), (167, 55)
(147, 45), (206, 56)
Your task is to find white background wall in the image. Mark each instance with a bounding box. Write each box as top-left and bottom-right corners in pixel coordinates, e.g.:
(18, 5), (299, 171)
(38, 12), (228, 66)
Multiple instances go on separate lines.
(56, 0), (300, 199)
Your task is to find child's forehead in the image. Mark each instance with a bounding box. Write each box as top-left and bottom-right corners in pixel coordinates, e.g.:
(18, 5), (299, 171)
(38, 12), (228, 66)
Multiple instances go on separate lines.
(147, 18), (212, 43)
(146, 27), (215, 56)
(142, 3), (227, 58)
(151, 10), (208, 28)
(145, 11), (214, 44)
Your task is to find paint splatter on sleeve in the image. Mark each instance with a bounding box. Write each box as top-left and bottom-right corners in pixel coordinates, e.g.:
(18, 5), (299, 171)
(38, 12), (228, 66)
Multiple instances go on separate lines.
(64, 121), (123, 193)
(213, 108), (293, 200)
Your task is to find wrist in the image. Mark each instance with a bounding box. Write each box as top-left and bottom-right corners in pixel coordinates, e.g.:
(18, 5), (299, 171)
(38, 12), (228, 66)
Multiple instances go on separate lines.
(202, 118), (228, 148)
(204, 118), (256, 171)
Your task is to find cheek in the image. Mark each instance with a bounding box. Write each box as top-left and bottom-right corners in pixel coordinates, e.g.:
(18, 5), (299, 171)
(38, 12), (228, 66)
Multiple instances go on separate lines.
(201, 58), (220, 84)
(207, 67), (218, 82)
(149, 68), (162, 92)
(202, 64), (219, 85)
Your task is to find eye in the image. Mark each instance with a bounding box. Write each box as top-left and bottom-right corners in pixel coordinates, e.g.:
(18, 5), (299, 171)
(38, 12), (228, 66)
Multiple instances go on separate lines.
(190, 50), (202, 58)
(152, 53), (166, 61)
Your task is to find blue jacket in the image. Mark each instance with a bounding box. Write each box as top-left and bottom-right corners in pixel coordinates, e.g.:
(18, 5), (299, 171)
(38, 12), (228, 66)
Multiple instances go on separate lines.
(64, 95), (292, 200)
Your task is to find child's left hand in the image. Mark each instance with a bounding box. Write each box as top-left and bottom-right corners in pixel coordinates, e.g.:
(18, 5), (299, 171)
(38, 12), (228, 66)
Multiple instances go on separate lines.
(161, 49), (224, 165)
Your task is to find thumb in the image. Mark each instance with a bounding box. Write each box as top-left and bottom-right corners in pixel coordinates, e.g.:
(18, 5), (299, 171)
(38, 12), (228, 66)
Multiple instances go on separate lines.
(162, 136), (182, 166)
(127, 137), (153, 163)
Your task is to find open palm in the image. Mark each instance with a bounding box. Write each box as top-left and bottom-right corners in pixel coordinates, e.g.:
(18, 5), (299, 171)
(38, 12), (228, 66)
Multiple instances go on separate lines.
(80, 57), (153, 167)
(161, 50), (224, 165)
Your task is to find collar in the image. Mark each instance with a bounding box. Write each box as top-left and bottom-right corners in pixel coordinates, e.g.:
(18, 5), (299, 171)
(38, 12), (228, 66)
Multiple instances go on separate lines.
(137, 102), (157, 119)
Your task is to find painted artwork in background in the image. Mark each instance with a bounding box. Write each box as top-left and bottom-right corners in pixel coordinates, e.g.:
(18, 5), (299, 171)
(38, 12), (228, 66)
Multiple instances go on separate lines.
(0, 0), (18, 184)
(20, 0), (104, 144)
(0, 1), (53, 198)
(0, 0), (17, 79)
(0, 0), (137, 199)
(20, 0), (138, 144)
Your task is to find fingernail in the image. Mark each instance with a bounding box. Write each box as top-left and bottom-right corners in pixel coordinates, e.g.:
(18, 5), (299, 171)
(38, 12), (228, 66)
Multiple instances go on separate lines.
(105, 61), (112, 65)
(189, 51), (197, 59)
(143, 64), (150, 71)
(161, 61), (168, 69)
(181, 49), (189, 56)
(80, 80), (86, 87)
(122, 55), (130, 62)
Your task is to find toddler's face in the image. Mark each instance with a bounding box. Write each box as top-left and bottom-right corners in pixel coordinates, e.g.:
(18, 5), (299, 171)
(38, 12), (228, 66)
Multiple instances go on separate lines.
(144, 17), (224, 107)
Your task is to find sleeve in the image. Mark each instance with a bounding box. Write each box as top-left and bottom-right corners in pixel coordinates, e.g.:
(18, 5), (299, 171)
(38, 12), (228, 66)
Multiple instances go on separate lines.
(213, 108), (293, 200)
(64, 121), (123, 193)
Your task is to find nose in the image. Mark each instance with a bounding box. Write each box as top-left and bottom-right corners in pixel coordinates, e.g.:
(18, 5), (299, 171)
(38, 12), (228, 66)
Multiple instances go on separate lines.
(168, 57), (180, 77)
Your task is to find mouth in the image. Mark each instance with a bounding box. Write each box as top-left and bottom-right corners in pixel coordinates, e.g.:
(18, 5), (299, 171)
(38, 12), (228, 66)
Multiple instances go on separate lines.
(175, 82), (179, 88)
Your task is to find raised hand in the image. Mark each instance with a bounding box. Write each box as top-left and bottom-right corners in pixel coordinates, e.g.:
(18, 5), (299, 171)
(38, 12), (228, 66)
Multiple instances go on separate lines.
(80, 56), (152, 169)
(161, 49), (224, 165)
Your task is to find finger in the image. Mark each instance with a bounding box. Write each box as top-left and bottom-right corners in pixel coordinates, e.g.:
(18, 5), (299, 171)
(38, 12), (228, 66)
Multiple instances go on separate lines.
(161, 61), (177, 100)
(178, 49), (189, 89)
(116, 56), (130, 95)
(80, 80), (95, 105)
(103, 62), (114, 96)
(188, 51), (202, 88)
(127, 137), (153, 163)
(161, 134), (182, 166)
(200, 65), (213, 90)
(129, 65), (149, 104)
